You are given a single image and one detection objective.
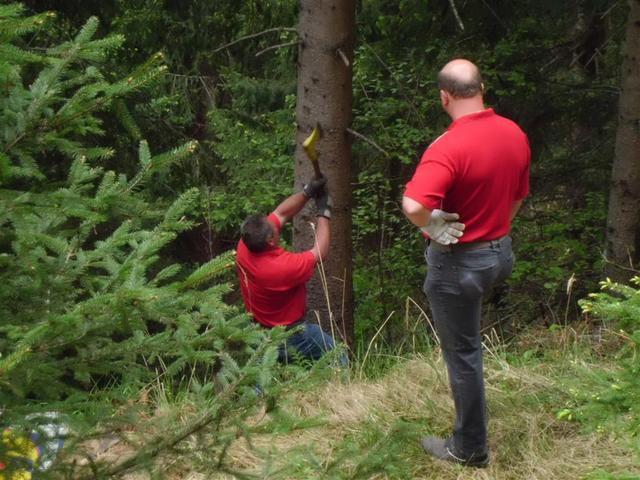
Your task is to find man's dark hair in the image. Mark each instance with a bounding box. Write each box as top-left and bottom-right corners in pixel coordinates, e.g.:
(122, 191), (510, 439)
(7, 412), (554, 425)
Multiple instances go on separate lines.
(437, 67), (484, 98)
(241, 214), (273, 252)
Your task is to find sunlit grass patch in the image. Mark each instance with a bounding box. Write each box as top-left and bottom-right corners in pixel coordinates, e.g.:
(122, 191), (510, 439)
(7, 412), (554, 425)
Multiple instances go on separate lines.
(212, 342), (640, 479)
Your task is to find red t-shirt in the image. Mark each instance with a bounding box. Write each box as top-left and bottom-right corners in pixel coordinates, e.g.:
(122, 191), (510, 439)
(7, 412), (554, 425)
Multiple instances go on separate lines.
(404, 108), (530, 243)
(236, 213), (317, 328)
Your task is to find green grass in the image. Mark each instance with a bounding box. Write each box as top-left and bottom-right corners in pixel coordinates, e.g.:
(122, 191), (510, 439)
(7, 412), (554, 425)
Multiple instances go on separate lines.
(200, 325), (640, 480)
(86, 325), (640, 480)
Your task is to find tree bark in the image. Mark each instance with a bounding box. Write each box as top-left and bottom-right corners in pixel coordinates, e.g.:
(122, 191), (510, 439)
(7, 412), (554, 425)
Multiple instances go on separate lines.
(294, 0), (356, 346)
(605, 0), (640, 282)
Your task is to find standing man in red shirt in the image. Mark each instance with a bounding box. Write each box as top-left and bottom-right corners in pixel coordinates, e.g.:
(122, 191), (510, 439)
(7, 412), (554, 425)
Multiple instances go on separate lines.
(236, 177), (341, 363)
(402, 59), (530, 467)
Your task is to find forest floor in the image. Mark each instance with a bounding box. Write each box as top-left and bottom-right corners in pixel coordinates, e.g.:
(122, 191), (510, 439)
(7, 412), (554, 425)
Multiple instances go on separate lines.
(114, 326), (639, 480)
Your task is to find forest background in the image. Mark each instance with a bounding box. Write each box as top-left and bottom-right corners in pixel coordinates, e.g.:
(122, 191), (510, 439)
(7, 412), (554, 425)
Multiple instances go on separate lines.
(1, 0), (639, 479)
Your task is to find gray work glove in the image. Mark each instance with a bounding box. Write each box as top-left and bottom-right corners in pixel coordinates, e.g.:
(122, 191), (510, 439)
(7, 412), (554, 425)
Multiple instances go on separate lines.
(303, 175), (327, 198)
(420, 209), (465, 245)
(315, 192), (332, 219)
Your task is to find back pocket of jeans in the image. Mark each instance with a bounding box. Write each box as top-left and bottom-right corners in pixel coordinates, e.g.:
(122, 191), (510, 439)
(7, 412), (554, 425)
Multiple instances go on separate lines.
(459, 263), (498, 299)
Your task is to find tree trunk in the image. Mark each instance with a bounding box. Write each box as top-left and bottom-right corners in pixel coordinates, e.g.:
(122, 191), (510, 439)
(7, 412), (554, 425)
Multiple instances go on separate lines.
(293, 0), (356, 346)
(604, 0), (640, 282)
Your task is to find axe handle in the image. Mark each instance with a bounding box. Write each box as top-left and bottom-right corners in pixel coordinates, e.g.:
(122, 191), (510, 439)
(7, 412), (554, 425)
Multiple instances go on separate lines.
(311, 159), (322, 179)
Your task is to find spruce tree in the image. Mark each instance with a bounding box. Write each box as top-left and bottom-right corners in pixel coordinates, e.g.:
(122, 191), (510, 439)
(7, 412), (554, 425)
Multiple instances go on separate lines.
(0, 5), (285, 477)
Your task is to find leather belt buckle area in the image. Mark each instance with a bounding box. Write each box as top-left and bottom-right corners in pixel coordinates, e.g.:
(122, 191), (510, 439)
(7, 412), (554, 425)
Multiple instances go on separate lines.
(430, 236), (505, 253)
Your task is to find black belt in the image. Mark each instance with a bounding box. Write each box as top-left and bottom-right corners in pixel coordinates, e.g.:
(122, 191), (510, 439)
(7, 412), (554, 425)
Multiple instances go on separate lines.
(253, 318), (305, 330)
(284, 318), (305, 330)
(429, 236), (506, 253)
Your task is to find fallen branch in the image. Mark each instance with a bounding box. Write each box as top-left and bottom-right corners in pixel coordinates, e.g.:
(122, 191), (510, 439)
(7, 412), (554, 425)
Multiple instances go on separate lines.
(255, 40), (299, 57)
(480, 0), (507, 30)
(448, 0), (465, 31)
(601, 253), (640, 273)
(214, 27), (297, 53)
(346, 128), (389, 157)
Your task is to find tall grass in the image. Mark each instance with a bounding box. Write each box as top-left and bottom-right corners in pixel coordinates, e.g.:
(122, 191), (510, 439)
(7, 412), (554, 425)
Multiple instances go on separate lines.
(95, 322), (640, 479)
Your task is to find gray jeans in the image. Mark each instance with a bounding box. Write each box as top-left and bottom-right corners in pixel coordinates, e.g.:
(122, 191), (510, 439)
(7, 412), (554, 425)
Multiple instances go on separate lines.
(423, 236), (514, 457)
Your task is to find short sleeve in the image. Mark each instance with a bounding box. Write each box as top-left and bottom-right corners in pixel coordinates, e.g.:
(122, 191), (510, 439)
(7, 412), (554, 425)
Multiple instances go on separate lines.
(267, 212), (282, 233)
(404, 147), (455, 210)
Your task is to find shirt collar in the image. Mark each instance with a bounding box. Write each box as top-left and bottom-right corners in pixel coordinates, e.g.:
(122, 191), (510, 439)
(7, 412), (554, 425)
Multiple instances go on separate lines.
(448, 108), (495, 130)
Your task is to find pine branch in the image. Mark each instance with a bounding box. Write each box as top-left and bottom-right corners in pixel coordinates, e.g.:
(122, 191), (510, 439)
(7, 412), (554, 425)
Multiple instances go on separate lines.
(179, 251), (236, 290)
(85, 345), (269, 479)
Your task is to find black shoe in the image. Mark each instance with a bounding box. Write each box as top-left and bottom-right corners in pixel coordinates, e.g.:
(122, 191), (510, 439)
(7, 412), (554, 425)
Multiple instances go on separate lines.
(420, 436), (489, 468)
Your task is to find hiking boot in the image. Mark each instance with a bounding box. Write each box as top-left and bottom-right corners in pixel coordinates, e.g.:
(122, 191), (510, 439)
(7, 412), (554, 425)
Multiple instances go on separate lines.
(420, 436), (489, 468)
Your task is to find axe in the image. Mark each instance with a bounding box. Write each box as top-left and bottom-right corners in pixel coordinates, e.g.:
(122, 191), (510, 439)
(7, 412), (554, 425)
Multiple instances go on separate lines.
(302, 124), (323, 179)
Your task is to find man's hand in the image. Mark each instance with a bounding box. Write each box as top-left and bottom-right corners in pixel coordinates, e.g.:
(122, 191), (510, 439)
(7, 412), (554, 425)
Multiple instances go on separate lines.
(303, 175), (327, 198)
(315, 192), (332, 219)
(420, 209), (465, 245)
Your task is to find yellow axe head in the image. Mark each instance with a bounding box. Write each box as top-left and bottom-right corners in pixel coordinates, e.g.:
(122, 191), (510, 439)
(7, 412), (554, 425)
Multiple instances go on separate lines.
(302, 124), (322, 178)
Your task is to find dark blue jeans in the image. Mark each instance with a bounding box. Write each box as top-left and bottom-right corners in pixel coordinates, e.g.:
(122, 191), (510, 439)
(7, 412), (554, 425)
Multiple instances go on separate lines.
(423, 236), (514, 458)
(278, 322), (344, 364)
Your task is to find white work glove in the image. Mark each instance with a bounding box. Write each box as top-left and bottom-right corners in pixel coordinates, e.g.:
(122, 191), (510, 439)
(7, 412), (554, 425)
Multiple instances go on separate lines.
(420, 209), (465, 245)
(314, 192), (332, 219)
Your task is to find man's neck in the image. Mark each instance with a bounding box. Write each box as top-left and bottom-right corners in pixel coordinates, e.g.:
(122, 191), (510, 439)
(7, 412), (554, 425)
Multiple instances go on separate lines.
(447, 97), (486, 121)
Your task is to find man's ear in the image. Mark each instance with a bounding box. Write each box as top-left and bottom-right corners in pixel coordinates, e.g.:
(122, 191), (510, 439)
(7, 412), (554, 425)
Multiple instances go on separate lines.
(480, 82), (485, 94)
(439, 89), (449, 107)
(266, 225), (277, 247)
(266, 237), (276, 247)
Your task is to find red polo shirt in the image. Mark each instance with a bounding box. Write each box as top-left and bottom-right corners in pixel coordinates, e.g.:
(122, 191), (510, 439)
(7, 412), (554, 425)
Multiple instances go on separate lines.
(236, 213), (317, 328)
(404, 108), (530, 243)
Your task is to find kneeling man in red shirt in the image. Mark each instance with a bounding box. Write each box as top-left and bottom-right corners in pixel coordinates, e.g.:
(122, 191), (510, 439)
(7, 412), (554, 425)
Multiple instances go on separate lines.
(236, 176), (341, 363)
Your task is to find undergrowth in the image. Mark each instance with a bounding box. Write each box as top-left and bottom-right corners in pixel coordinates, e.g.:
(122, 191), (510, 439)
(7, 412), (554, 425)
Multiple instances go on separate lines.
(102, 320), (640, 480)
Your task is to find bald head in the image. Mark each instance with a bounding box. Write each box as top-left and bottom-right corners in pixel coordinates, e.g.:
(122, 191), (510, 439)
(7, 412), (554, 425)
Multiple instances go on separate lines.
(437, 59), (484, 98)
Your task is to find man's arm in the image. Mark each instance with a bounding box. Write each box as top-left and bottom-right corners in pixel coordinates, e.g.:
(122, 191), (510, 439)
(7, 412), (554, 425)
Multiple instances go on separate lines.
(402, 196), (465, 245)
(509, 199), (524, 222)
(310, 216), (330, 261)
(272, 192), (308, 226)
(402, 196), (432, 228)
(309, 192), (332, 261)
(272, 176), (326, 226)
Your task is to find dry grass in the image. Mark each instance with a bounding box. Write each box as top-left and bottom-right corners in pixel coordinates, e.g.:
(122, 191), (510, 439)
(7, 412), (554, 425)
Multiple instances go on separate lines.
(206, 351), (639, 480)
(90, 341), (639, 480)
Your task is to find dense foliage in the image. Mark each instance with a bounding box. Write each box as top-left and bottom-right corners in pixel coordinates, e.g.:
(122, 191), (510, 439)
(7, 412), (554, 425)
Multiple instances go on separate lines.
(23, 0), (631, 321)
(577, 277), (640, 444)
(22, 1), (628, 338)
(1, 0), (638, 477)
(0, 5), (287, 477)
